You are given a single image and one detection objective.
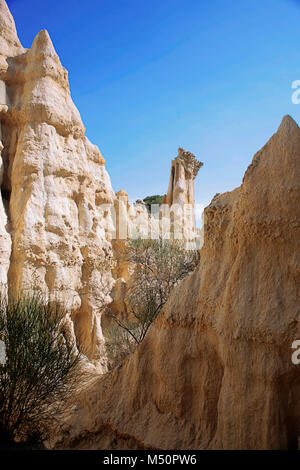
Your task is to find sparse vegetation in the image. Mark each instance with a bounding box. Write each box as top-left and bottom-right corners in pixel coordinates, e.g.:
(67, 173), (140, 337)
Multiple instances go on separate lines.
(105, 321), (137, 370)
(106, 238), (200, 368)
(143, 195), (164, 212)
(0, 293), (82, 446)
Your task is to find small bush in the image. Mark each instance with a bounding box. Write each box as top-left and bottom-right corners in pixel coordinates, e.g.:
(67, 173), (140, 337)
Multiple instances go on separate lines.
(0, 293), (81, 444)
(105, 321), (137, 369)
(106, 238), (200, 369)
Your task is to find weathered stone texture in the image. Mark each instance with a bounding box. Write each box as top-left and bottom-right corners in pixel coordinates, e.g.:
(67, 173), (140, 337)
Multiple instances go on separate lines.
(52, 116), (300, 450)
(0, 0), (115, 367)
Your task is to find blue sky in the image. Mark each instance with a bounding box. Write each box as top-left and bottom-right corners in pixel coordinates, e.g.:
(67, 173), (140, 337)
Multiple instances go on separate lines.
(7, 0), (300, 219)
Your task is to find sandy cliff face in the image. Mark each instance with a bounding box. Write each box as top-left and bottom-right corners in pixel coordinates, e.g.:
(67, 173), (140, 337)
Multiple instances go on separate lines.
(0, 0), (115, 365)
(0, 0), (203, 364)
(53, 116), (300, 450)
(0, 0), (25, 75)
(0, 137), (10, 287)
(0, 0), (22, 288)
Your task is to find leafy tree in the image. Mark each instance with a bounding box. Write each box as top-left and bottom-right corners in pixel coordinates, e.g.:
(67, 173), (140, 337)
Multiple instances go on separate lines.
(143, 195), (164, 212)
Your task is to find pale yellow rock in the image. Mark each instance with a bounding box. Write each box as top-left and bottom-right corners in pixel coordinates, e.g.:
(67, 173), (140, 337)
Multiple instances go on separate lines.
(52, 116), (300, 450)
(165, 148), (203, 207)
(164, 148), (203, 246)
(0, 0), (116, 367)
(109, 151), (203, 319)
(0, 1), (12, 289)
(0, 136), (11, 289)
(0, 0), (25, 77)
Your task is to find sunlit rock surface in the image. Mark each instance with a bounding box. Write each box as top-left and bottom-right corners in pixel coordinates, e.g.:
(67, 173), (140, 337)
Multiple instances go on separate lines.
(53, 116), (300, 450)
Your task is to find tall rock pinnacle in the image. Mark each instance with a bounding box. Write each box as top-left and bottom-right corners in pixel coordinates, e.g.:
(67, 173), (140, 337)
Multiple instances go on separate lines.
(0, 0), (115, 368)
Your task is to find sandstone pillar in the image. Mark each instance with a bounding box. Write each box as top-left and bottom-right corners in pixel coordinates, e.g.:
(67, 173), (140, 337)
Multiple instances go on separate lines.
(163, 148), (203, 243)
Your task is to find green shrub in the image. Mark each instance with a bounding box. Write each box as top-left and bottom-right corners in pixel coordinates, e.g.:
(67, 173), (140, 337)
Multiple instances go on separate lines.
(143, 195), (163, 212)
(0, 293), (81, 444)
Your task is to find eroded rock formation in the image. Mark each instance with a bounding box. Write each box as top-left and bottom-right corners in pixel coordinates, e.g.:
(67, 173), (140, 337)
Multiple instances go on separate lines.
(52, 116), (300, 450)
(0, 0), (203, 367)
(163, 148), (203, 245)
(164, 147), (203, 207)
(109, 151), (203, 320)
(109, 190), (158, 320)
(0, 0), (115, 366)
